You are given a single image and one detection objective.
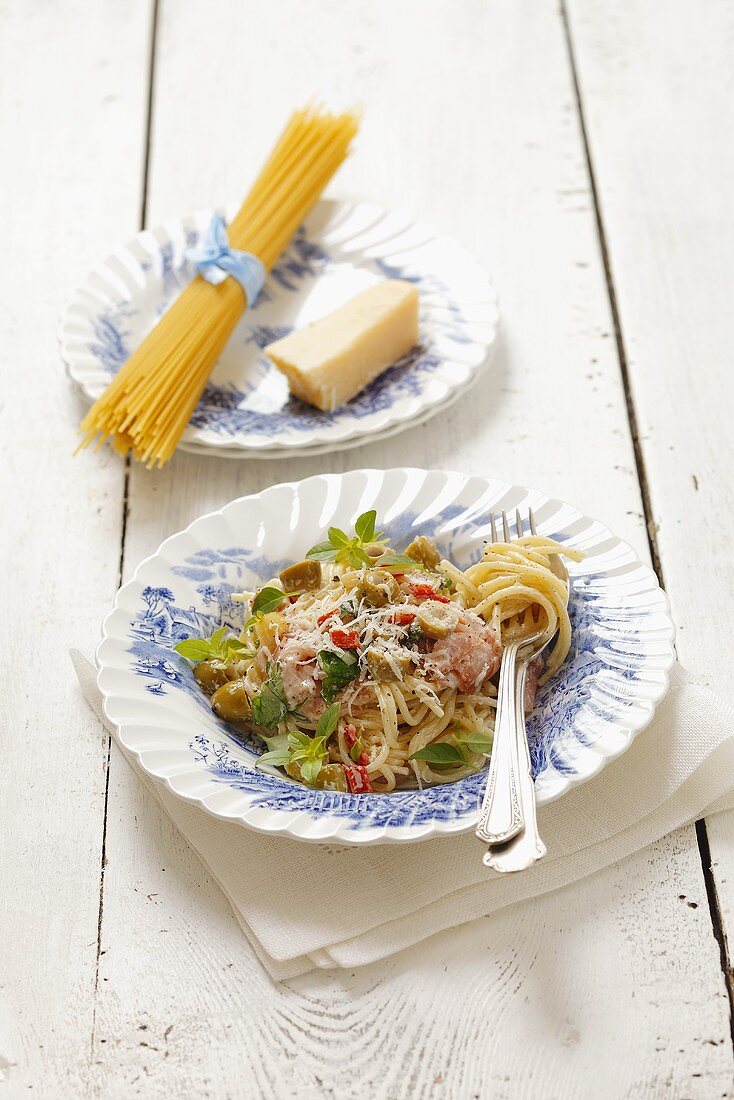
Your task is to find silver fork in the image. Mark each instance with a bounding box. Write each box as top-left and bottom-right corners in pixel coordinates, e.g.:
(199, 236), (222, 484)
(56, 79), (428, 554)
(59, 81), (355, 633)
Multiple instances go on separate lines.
(475, 509), (567, 872)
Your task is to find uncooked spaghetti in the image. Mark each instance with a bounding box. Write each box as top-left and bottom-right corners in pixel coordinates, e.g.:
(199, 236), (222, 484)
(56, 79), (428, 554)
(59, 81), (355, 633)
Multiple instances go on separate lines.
(78, 106), (359, 467)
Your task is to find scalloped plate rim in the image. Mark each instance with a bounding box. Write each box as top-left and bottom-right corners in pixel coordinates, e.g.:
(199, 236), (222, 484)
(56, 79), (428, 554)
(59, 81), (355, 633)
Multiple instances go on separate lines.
(95, 468), (677, 846)
(59, 200), (500, 456)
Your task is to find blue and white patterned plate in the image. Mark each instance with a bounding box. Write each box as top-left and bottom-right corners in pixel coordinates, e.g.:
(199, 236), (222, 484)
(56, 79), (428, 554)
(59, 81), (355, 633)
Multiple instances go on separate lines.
(60, 202), (498, 457)
(96, 469), (676, 845)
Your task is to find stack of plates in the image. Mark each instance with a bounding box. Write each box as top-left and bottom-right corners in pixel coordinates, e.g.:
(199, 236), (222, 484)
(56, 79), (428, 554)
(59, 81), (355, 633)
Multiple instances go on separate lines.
(60, 200), (499, 459)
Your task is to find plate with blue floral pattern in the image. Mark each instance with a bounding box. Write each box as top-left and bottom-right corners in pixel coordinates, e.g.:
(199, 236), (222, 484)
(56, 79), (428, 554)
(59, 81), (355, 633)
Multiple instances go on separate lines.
(96, 468), (676, 845)
(60, 202), (498, 457)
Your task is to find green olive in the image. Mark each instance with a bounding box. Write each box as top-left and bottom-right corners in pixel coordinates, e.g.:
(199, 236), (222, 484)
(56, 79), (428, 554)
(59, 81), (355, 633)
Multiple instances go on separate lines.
(211, 680), (251, 722)
(404, 535), (441, 570)
(279, 559), (322, 593)
(194, 660), (239, 695)
(417, 600), (460, 639)
(315, 763), (349, 791)
(359, 569), (399, 607)
(365, 645), (412, 681)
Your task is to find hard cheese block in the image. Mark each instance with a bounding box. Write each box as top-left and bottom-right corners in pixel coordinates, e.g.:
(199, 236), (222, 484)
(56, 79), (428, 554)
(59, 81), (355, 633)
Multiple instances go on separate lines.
(265, 280), (419, 412)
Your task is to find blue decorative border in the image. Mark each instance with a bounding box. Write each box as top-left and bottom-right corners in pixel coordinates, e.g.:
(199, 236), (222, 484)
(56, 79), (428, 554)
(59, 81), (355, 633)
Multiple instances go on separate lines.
(86, 224), (467, 439)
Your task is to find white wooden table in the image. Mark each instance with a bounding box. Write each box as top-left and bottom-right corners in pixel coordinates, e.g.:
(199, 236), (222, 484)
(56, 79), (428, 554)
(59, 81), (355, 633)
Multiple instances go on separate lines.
(3, 2), (734, 1095)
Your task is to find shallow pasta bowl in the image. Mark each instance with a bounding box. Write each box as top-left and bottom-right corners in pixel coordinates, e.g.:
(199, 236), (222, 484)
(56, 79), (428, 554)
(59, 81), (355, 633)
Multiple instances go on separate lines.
(97, 468), (676, 845)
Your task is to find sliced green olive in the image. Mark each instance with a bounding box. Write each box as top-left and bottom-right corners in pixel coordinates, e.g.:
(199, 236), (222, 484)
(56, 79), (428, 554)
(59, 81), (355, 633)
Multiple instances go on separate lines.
(315, 763), (349, 791)
(279, 559), (322, 593)
(194, 660), (239, 695)
(359, 569), (399, 607)
(365, 645), (412, 681)
(417, 600), (460, 639)
(404, 535), (441, 569)
(211, 680), (251, 722)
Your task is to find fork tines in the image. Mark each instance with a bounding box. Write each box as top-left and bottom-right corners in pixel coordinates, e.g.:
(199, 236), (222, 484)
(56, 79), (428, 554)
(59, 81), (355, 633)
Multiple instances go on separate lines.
(489, 507), (536, 543)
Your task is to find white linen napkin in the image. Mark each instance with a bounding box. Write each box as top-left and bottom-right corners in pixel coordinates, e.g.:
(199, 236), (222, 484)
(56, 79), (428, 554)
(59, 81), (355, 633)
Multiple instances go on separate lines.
(71, 651), (734, 980)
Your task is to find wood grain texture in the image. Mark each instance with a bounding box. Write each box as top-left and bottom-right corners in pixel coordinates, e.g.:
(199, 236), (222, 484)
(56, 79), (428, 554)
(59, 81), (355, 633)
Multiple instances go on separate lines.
(87, 1), (733, 1096)
(566, 0), (734, 1024)
(0, 0), (151, 1094)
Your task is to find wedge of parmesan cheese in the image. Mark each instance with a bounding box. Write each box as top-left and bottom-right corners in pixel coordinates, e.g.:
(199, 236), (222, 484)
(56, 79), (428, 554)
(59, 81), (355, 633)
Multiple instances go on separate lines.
(265, 280), (419, 412)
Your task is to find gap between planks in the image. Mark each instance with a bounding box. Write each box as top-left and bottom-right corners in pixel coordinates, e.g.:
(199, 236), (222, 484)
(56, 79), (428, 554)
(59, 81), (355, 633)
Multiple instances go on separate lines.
(560, 0), (734, 1050)
(90, 0), (161, 1062)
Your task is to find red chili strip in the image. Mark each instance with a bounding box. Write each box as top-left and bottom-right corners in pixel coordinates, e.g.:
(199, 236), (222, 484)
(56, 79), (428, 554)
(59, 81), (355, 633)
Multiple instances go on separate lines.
(409, 583), (450, 603)
(344, 764), (373, 794)
(393, 609), (416, 625)
(343, 723), (370, 766)
(330, 628), (361, 649)
(317, 610), (338, 626)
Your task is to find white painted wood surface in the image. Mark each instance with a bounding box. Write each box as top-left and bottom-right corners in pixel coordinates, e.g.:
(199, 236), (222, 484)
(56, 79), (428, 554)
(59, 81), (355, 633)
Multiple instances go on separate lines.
(2, 1), (733, 1096)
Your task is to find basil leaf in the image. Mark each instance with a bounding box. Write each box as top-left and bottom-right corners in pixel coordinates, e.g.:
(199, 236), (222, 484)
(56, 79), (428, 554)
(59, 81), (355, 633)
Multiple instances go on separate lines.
(300, 756), (323, 786)
(328, 526), (350, 547)
(374, 552), (425, 573)
(251, 663), (290, 728)
(287, 729), (312, 751)
(316, 701), (341, 740)
(318, 649), (359, 703)
(458, 731), (493, 756)
(257, 747), (291, 768)
(174, 638), (214, 662)
(346, 545), (372, 569)
(354, 510), (377, 543)
(251, 586), (286, 617)
(306, 541), (339, 563)
(410, 742), (465, 765)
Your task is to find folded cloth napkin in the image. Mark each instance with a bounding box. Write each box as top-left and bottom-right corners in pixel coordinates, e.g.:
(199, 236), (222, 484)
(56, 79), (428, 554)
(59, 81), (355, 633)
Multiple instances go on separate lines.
(72, 651), (734, 980)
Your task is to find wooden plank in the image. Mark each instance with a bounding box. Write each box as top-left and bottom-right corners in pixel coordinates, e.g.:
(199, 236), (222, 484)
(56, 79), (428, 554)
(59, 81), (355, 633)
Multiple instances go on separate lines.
(0, 0), (152, 1093)
(91, 0), (733, 1095)
(566, 0), (734, 1024)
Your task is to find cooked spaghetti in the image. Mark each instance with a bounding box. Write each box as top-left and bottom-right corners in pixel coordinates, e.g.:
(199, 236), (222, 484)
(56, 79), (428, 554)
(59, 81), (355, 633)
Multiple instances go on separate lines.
(78, 105), (359, 468)
(175, 512), (583, 794)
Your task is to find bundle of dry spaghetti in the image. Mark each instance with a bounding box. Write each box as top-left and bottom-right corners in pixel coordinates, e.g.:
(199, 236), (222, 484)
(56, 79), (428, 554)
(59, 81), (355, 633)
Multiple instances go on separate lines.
(78, 105), (359, 468)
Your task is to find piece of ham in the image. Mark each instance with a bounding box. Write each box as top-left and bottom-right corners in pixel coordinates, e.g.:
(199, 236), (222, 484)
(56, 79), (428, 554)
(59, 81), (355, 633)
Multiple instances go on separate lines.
(277, 637), (325, 720)
(524, 655), (543, 712)
(427, 618), (501, 692)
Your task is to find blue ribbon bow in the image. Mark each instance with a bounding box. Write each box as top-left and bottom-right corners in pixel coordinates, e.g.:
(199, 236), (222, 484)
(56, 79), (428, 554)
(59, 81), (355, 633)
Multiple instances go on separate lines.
(185, 212), (265, 306)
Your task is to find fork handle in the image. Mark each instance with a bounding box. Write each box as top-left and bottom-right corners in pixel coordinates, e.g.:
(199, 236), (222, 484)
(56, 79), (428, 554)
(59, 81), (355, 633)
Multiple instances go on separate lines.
(475, 642), (524, 845)
(483, 660), (547, 872)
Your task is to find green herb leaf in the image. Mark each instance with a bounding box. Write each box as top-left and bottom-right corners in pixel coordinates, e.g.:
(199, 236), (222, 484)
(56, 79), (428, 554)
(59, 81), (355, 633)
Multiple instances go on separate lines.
(251, 663), (291, 728)
(316, 701), (341, 740)
(305, 540), (338, 562)
(299, 756), (323, 786)
(307, 512), (388, 569)
(409, 742), (466, 765)
(328, 526), (351, 547)
(257, 747), (291, 768)
(174, 638), (216, 662)
(174, 626), (248, 664)
(318, 650), (360, 703)
(354, 510), (377, 543)
(456, 729), (493, 756)
(350, 739), (365, 763)
(251, 586), (286, 617)
(374, 552), (426, 573)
